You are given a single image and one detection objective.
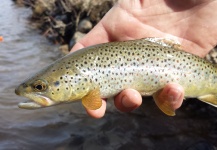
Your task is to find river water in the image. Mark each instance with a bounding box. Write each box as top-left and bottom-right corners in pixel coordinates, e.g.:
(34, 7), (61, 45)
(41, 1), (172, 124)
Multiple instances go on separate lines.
(0, 1), (217, 150)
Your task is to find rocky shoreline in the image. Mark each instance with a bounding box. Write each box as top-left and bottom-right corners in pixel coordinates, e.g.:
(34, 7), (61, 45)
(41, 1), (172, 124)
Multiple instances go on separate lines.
(13, 0), (117, 54)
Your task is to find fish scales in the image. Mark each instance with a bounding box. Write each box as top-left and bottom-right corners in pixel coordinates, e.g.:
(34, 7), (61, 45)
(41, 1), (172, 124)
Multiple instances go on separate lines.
(15, 38), (217, 116)
(57, 38), (217, 97)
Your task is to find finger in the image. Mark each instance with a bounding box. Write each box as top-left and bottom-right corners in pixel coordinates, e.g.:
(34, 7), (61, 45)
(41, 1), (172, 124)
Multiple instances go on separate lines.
(114, 89), (142, 112)
(71, 22), (110, 52)
(157, 83), (184, 110)
(85, 99), (107, 118)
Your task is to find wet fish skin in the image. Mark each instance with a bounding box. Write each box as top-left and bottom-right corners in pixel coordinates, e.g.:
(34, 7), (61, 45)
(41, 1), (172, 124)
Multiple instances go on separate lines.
(15, 38), (217, 116)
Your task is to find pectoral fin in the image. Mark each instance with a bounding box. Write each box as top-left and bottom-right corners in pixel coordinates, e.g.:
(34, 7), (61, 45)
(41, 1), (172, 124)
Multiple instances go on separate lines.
(198, 94), (217, 107)
(153, 89), (176, 116)
(82, 88), (102, 110)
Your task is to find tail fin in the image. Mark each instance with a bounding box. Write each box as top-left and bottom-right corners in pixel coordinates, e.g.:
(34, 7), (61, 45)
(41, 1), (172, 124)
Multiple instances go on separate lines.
(198, 94), (217, 107)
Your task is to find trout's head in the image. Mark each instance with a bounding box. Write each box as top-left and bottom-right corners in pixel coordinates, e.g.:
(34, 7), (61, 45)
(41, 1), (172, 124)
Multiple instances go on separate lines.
(15, 78), (54, 109)
(15, 65), (91, 109)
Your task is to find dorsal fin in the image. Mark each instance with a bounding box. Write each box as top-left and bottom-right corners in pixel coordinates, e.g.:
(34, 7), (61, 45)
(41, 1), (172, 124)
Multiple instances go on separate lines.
(144, 37), (183, 50)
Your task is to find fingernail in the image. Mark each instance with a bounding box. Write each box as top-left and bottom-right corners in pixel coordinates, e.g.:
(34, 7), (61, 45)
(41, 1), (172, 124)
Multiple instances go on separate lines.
(121, 95), (136, 108)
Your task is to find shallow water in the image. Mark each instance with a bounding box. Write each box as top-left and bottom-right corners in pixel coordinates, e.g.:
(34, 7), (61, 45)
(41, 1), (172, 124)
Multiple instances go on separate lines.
(0, 1), (217, 150)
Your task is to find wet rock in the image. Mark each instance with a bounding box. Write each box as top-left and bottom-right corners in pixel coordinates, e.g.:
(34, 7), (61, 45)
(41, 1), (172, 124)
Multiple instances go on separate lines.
(78, 18), (93, 33)
(73, 31), (86, 42)
(69, 31), (86, 49)
(55, 14), (68, 23)
(33, 0), (56, 17)
(89, 0), (116, 23)
(59, 44), (69, 55)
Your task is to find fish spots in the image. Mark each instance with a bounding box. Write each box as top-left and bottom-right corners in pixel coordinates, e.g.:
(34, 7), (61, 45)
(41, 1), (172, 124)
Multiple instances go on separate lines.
(54, 81), (60, 86)
(45, 38), (217, 100)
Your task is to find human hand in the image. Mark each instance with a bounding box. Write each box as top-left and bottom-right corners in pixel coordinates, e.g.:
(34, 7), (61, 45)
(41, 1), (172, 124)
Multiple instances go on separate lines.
(71, 0), (217, 118)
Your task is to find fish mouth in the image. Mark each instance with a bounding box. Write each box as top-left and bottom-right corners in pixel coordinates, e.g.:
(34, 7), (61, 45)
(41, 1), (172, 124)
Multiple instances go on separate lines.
(15, 85), (56, 109)
(18, 101), (43, 109)
(18, 93), (56, 110)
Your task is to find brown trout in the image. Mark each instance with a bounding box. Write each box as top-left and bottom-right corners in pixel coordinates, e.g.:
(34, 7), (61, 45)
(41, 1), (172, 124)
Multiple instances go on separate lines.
(15, 38), (217, 116)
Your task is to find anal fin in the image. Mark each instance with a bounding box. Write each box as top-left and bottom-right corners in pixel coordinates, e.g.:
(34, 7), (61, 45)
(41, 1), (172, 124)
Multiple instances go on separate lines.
(82, 88), (102, 110)
(198, 94), (217, 107)
(153, 89), (176, 116)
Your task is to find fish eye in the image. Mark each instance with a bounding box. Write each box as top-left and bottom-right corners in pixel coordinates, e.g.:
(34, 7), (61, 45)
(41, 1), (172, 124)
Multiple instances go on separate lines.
(32, 80), (47, 92)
